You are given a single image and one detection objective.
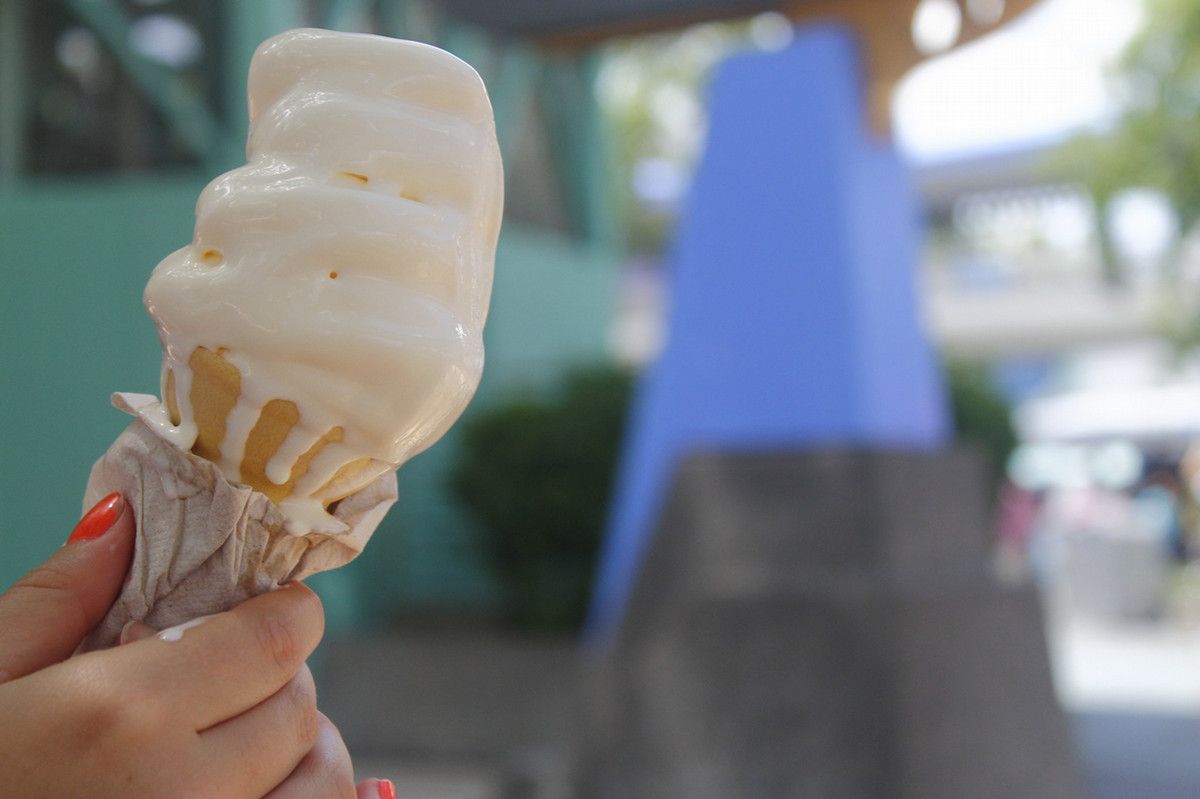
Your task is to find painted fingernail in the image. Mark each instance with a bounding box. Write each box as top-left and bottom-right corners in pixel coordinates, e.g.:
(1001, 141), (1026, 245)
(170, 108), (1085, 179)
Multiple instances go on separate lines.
(119, 620), (138, 646)
(67, 493), (124, 543)
(377, 779), (396, 799)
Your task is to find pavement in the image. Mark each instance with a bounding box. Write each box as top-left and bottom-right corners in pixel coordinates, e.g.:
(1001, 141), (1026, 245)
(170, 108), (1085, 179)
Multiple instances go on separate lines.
(1052, 613), (1200, 798)
(356, 714), (1200, 799)
(340, 612), (1200, 798)
(1075, 711), (1200, 799)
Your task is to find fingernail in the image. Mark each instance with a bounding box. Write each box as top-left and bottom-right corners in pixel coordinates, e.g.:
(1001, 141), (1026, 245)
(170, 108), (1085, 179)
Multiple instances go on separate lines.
(68, 493), (124, 543)
(377, 779), (396, 799)
(118, 619), (154, 646)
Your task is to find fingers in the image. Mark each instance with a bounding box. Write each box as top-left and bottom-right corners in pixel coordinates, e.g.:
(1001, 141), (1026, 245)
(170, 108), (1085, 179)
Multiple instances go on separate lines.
(129, 608), (358, 799)
(0, 494), (135, 683)
(98, 582), (324, 729)
(262, 713), (356, 799)
(200, 664), (322, 797)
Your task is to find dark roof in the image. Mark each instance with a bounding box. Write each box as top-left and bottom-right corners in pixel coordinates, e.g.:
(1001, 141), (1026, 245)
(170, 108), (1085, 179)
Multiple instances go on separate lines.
(434, 0), (785, 40)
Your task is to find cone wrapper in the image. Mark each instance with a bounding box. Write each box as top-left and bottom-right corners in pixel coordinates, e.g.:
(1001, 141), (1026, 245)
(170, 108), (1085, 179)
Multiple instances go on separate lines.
(78, 393), (398, 651)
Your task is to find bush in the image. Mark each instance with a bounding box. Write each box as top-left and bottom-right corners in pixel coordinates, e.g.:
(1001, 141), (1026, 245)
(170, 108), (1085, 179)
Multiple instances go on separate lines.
(451, 365), (634, 632)
(946, 359), (1017, 489)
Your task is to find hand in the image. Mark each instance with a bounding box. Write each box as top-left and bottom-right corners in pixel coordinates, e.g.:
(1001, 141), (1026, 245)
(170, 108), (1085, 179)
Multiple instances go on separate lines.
(125, 621), (396, 799)
(0, 493), (349, 798)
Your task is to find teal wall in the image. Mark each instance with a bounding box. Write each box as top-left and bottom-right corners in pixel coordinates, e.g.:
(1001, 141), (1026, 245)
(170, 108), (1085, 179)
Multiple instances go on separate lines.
(0, 179), (618, 627)
(1, 176), (202, 586)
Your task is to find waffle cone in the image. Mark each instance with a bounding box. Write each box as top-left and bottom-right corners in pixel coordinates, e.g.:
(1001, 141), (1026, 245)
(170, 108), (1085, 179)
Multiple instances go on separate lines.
(165, 347), (387, 506)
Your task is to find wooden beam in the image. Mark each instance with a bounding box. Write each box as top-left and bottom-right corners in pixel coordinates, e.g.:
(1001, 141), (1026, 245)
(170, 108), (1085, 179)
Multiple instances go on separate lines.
(532, 0), (1042, 135)
(784, 0), (1042, 134)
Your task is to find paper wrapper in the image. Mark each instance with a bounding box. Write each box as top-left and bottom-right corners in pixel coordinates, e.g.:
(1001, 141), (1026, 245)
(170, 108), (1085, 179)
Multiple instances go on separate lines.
(78, 393), (398, 651)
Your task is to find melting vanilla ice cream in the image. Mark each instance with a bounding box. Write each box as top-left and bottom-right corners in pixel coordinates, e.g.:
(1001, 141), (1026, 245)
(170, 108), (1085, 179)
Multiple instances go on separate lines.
(141, 29), (502, 533)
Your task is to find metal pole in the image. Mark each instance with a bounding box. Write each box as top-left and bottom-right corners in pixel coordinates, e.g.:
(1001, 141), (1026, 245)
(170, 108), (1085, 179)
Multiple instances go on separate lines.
(0, 0), (28, 183)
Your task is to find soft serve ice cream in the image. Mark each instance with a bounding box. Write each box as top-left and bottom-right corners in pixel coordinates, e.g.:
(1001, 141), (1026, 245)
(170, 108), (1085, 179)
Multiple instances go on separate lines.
(141, 29), (502, 533)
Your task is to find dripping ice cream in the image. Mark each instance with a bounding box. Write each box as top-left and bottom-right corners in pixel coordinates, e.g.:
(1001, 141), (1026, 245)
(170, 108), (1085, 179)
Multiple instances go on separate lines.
(142, 29), (502, 534)
(76, 28), (501, 648)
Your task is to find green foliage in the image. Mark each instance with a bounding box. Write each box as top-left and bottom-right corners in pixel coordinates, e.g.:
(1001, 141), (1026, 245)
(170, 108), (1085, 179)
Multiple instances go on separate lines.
(946, 360), (1017, 486)
(1056, 0), (1200, 341)
(451, 366), (635, 632)
(600, 22), (753, 254)
(1059, 0), (1200, 218)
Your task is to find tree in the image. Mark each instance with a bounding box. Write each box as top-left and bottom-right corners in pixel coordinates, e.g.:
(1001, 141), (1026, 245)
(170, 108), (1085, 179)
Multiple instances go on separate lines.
(1059, 0), (1200, 288)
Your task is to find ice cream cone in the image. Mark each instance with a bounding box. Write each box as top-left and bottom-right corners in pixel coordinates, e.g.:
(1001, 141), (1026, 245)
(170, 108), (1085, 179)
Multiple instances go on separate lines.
(74, 28), (494, 648)
(144, 29), (501, 533)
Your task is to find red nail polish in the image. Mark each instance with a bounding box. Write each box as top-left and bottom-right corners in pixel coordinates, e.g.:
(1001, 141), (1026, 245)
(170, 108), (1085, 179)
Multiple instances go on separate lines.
(68, 493), (124, 543)
(377, 779), (396, 799)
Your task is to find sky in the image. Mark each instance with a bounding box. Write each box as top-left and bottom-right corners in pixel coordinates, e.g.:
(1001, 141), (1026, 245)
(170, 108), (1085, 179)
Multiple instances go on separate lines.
(894, 0), (1144, 163)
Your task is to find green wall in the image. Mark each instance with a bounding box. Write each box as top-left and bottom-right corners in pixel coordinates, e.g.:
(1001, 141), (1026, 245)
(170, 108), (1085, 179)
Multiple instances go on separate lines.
(1, 176), (202, 585)
(0, 178), (618, 627)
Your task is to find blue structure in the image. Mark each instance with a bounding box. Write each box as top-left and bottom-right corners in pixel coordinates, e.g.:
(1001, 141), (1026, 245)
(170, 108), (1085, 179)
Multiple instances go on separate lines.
(590, 25), (950, 635)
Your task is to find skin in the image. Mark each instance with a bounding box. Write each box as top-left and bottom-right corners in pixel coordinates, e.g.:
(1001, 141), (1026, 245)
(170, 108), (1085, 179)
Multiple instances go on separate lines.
(0, 499), (386, 798)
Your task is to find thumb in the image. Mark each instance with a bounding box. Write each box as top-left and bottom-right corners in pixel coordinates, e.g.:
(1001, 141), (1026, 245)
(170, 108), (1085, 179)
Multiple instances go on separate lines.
(0, 493), (135, 683)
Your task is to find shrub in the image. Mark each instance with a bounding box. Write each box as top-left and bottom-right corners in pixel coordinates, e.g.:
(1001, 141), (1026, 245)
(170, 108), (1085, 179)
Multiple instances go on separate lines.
(946, 359), (1017, 489)
(451, 365), (634, 632)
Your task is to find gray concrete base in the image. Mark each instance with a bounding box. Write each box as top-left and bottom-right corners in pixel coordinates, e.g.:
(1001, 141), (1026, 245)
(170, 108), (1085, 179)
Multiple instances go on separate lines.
(585, 449), (1082, 799)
